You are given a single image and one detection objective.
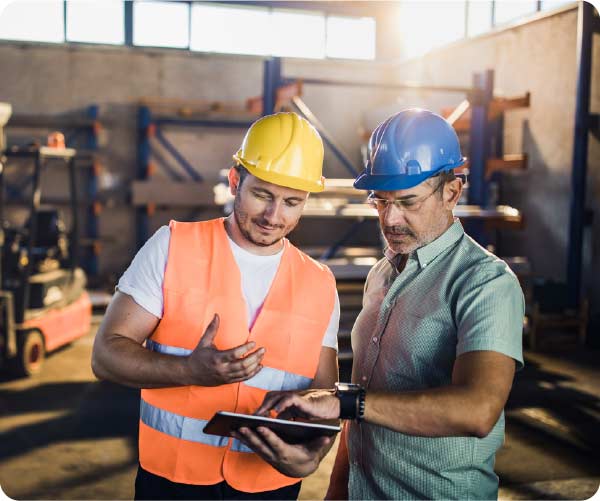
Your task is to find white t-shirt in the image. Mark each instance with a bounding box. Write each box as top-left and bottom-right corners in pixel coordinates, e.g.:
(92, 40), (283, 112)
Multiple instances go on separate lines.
(117, 225), (339, 350)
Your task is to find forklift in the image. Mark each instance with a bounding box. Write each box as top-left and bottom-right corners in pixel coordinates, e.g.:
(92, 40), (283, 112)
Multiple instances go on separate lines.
(0, 103), (91, 376)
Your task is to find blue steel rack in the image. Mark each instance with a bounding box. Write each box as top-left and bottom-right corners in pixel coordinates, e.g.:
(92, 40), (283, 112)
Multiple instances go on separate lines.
(136, 105), (255, 249)
(135, 57), (527, 254)
(261, 57), (527, 247)
(566, 1), (598, 310)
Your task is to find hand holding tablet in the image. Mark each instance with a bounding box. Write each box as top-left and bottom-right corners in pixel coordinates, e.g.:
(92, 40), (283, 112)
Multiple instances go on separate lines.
(203, 411), (341, 445)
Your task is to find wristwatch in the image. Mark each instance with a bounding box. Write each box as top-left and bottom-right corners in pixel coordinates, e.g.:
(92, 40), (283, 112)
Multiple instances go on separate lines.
(335, 382), (366, 422)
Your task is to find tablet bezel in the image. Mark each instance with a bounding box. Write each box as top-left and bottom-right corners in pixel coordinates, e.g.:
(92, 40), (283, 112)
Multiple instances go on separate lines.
(203, 411), (341, 444)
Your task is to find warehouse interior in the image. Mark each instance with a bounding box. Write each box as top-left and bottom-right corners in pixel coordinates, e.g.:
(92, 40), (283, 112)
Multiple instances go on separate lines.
(0, 1), (599, 500)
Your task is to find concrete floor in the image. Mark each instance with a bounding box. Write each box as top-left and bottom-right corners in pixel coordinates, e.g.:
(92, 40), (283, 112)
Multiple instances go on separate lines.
(1, 321), (599, 500)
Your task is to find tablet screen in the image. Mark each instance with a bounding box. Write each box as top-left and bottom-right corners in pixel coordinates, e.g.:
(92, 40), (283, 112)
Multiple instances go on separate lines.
(203, 411), (341, 445)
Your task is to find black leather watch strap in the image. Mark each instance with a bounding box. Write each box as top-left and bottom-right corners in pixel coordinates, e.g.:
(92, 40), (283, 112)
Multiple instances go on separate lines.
(335, 383), (365, 421)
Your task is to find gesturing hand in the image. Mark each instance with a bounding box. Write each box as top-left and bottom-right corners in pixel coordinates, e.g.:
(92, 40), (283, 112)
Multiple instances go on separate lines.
(184, 314), (265, 386)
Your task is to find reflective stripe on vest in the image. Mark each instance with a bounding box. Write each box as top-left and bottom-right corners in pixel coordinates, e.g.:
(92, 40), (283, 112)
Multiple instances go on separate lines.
(245, 366), (312, 391)
(146, 339), (192, 356)
(231, 440), (253, 453)
(146, 340), (313, 391)
(140, 399), (228, 448)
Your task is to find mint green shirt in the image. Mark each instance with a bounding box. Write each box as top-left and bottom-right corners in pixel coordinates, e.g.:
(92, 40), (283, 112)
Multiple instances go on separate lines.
(348, 220), (524, 500)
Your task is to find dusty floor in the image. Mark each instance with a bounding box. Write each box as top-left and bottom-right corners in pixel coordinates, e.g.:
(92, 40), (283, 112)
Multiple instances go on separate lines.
(1, 320), (599, 500)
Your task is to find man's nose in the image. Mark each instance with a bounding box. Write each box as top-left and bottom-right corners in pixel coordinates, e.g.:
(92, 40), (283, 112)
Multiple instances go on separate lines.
(262, 201), (281, 223)
(382, 204), (407, 227)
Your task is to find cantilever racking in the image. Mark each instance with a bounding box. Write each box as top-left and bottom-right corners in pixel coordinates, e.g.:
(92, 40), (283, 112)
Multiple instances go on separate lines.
(135, 102), (257, 249)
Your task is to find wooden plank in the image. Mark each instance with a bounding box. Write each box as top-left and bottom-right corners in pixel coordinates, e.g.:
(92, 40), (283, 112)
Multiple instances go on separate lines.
(440, 106), (471, 132)
(461, 154), (527, 178)
(131, 180), (216, 207)
(489, 92), (531, 119)
(446, 99), (470, 126)
(442, 93), (530, 131)
(139, 96), (252, 118)
(246, 81), (303, 114)
(486, 153), (528, 177)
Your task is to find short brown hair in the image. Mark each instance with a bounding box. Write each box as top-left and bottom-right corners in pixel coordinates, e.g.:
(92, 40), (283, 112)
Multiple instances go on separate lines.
(233, 164), (250, 186)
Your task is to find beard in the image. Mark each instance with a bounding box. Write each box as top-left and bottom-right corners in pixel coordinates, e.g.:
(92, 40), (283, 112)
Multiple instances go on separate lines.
(233, 195), (287, 248)
(382, 225), (440, 255)
(383, 226), (419, 254)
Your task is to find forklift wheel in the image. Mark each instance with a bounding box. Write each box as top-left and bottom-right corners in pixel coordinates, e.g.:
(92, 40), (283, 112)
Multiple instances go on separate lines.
(15, 329), (46, 377)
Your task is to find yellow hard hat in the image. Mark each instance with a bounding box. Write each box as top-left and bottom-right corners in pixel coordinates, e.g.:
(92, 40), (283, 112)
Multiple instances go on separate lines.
(233, 112), (325, 193)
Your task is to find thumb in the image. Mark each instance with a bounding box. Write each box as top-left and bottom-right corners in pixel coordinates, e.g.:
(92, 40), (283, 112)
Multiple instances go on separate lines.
(198, 314), (220, 348)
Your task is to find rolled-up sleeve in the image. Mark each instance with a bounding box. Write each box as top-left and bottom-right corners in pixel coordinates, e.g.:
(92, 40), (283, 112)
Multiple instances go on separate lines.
(456, 268), (525, 370)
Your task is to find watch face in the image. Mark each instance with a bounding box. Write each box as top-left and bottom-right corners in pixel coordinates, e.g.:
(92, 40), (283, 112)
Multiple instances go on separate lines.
(336, 382), (360, 393)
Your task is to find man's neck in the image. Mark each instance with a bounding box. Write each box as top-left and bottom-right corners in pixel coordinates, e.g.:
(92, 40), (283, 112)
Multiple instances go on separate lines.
(421, 212), (455, 250)
(224, 215), (284, 256)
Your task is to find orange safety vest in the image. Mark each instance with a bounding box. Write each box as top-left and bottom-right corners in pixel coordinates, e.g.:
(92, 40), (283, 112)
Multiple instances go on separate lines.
(138, 218), (336, 492)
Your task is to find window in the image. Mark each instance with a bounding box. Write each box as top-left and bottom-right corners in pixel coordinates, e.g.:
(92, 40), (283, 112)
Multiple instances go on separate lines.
(326, 16), (376, 60)
(0, 0), (63, 43)
(190, 4), (373, 60)
(467, 1), (493, 37)
(397, 2), (465, 60)
(540, 1), (575, 11)
(190, 4), (272, 56)
(271, 10), (325, 59)
(67, 0), (124, 45)
(134, 1), (189, 48)
(0, 1), (376, 60)
(494, 1), (538, 26)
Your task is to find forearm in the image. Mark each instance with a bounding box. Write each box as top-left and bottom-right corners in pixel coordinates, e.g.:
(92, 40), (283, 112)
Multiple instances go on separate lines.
(364, 385), (498, 438)
(326, 424), (349, 500)
(92, 333), (190, 389)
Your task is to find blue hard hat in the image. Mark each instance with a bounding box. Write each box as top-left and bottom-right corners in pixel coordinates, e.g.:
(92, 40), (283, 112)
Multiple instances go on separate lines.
(354, 108), (466, 191)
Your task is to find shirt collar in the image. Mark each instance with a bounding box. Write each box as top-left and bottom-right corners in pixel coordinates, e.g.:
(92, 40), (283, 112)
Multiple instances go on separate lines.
(384, 219), (464, 269)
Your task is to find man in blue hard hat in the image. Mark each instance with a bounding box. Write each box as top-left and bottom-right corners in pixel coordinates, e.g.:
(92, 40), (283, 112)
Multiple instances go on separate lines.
(254, 108), (525, 500)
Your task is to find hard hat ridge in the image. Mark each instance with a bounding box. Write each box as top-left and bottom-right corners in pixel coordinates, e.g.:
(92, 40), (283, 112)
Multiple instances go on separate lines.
(233, 112), (325, 193)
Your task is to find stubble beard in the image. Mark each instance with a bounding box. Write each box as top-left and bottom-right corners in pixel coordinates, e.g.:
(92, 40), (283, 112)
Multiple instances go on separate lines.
(233, 194), (285, 248)
(383, 218), (448, 255)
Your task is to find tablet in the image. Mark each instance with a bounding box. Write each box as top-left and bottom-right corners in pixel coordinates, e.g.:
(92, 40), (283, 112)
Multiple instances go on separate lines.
(203, 411), (341, 444)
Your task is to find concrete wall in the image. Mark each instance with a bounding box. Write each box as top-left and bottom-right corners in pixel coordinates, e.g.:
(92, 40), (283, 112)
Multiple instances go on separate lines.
(370, 5), (600, 322)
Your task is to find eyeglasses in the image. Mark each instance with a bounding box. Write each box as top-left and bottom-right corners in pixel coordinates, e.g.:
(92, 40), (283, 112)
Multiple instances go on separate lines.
(366, 179), (444, 212)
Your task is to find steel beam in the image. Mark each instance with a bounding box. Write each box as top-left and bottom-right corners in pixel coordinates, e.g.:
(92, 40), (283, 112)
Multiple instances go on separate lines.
(291, 96), (359, 177)
(468, 70), (494, 207)
(566, 1), (595, 308)
(154, 127), (203, 182)
(290, 77), (473, 94)
(155, 118), (253, 129)
(263, 58), (281, 115)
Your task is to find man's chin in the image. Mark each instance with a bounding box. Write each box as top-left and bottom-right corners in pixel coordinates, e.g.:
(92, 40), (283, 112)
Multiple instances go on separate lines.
(249, 233), (284, 247)
(385, 237), (418, 255)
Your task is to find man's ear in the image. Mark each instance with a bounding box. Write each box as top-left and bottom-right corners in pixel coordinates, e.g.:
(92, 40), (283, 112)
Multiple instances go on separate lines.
(228, 167), (240, 196)
(443, 178), (463, 210)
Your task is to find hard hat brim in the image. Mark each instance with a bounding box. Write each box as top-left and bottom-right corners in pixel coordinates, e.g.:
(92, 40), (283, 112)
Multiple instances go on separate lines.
(353, 160), (465, 191)
(237, 158), (325, 193)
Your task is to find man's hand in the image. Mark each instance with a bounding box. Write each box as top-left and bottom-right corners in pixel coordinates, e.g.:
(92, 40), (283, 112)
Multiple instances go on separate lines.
(256, 389), (340, 420)
(184, 314), (265, 386)
(232, 427), (332, 478)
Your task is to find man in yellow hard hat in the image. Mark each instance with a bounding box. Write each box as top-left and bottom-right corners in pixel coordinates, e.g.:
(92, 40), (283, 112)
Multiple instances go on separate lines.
(92, 112), (339, 500)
